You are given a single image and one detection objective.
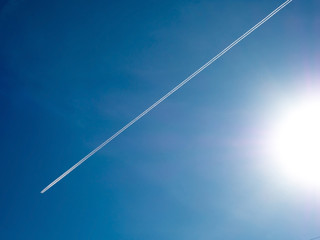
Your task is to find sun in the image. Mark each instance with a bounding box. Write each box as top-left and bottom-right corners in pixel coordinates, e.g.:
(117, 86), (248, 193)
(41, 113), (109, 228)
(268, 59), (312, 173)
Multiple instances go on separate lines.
(267, 93), (320, 188)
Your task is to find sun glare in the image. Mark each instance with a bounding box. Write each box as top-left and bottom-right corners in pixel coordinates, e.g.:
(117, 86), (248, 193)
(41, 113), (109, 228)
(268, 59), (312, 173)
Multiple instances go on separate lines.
(268, 93), (320, 188)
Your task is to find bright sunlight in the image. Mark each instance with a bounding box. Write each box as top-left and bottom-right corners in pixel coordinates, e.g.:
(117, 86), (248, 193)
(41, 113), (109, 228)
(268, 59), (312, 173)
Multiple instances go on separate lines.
(268, 93), (320, 188)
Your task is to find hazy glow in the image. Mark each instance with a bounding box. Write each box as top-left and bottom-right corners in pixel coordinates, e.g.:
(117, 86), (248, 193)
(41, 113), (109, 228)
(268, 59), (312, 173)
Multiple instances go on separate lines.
(268, 94), (320, 187)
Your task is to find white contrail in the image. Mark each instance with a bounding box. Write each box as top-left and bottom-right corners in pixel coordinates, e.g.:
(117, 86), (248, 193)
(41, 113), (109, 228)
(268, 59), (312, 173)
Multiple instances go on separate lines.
(41, 0), (293, 194)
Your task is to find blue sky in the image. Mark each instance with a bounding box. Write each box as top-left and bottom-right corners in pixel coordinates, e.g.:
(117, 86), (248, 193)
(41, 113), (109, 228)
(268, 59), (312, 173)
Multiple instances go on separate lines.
(1, 0), (320, 239)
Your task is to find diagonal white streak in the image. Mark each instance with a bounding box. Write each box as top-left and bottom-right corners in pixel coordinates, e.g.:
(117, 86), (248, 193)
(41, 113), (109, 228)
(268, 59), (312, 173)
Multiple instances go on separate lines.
(41, 0), (292, 194)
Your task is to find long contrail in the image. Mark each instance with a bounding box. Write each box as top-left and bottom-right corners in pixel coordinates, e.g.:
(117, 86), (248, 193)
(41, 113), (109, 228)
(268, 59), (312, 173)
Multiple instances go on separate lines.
(41, 0), (293, 194)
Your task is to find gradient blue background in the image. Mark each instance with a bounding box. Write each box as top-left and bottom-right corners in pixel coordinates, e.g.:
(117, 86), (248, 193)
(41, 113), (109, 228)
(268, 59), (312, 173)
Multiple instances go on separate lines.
(1, 0), (320, 239)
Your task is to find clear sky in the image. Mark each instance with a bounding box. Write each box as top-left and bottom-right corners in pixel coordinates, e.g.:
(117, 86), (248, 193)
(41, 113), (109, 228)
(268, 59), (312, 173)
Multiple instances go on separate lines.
(1, 0), (319, 239)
